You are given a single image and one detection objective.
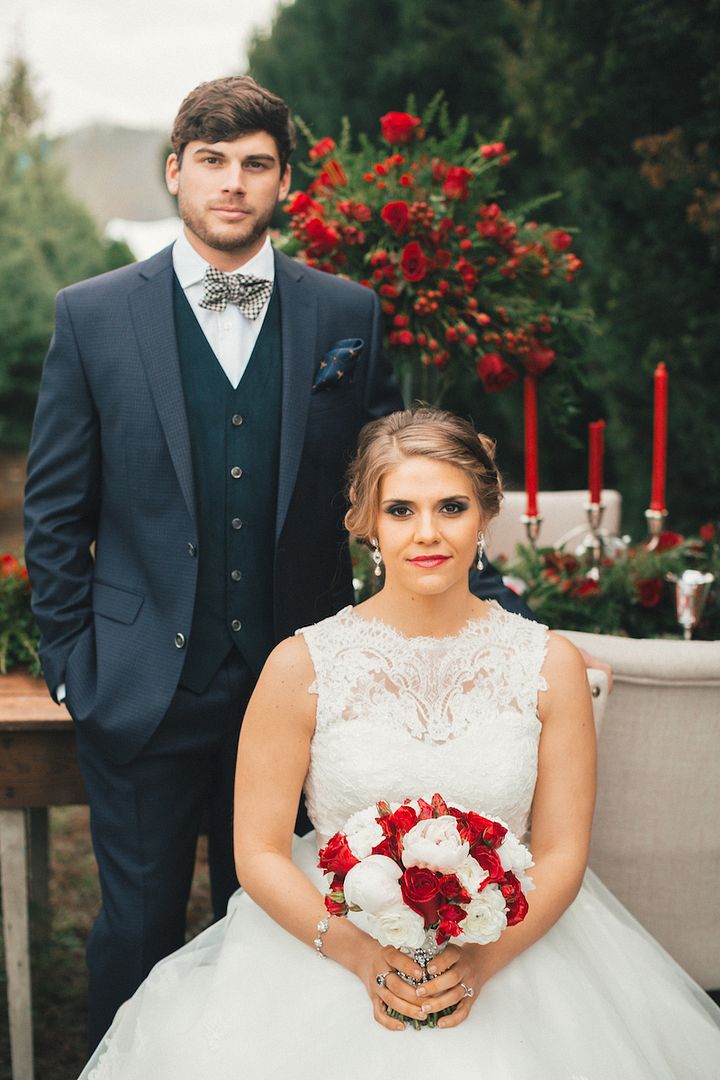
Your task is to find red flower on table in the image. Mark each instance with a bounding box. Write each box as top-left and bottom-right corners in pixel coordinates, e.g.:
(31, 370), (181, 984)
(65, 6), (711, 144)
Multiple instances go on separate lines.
(400, 241), (428, 282)
(380, 111), (422, 144)
(656, 531), (684, 552)
(380, 200), (410, 235)
(475, 353), (518, 393)
(523, 344), (556, 376)
(635, 578), (663, 608)
(700, 523), (716, 543)
(572, 579), (601, 599)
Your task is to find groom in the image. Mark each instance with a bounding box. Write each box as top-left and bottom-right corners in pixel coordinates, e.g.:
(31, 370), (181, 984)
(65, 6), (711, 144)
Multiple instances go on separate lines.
(25, 76), (533, 1049)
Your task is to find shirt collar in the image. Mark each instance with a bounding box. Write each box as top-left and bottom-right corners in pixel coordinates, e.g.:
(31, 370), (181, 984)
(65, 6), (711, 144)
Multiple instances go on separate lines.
(172, 230), (275, 289)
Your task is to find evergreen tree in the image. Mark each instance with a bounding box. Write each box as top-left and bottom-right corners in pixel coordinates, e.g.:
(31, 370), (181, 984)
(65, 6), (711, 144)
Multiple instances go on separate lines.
(0, 55), (132, 449)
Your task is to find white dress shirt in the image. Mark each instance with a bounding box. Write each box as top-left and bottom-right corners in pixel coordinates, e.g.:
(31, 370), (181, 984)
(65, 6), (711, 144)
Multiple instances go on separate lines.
(171, 230), (276, 388)
(55, 232), (276, 703)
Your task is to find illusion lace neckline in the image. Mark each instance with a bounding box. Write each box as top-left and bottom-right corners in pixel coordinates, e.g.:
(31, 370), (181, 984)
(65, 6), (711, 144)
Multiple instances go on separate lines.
(340, 599), (500, 643)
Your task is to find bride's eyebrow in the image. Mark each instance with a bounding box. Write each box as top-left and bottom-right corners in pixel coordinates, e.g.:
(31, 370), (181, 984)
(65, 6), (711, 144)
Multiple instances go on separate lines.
(380, 494), (471, 506)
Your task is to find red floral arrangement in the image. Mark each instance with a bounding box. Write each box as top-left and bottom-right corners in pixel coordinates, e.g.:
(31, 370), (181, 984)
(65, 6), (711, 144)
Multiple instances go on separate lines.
(283, 97), (584, 399)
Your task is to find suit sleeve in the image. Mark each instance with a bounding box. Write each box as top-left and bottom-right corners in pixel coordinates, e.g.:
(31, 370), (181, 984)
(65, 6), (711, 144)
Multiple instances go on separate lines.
(24, 289), (100, 698)
(469, 557), (538, 620)
(360, 290), (404, 421)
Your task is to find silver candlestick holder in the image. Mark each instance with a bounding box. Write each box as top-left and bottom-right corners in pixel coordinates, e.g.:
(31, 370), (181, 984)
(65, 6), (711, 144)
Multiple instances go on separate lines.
(521, 513), (543, 549)
(554, 502), (630, 578)
(666, 570), (715, 640)
(645, 507), (668, 550)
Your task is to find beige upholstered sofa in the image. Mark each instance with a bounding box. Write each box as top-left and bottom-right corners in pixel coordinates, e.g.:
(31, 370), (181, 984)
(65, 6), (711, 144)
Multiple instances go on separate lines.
(561, 631), (720, 990)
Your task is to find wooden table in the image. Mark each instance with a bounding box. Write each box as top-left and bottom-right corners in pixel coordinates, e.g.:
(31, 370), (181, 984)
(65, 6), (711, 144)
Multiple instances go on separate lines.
(0, 672), (86, 1080)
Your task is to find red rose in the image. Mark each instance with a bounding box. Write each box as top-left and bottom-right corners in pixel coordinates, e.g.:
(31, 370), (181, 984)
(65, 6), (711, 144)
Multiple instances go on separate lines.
(398, 330), (414, 347)
(1, 554), (21, 578)
(523, 345), (556, 376)
(572, 579), (601, 598)
(309, 136), (336, 161)
(380, 111), (422, 144)
(400, 867), (442, 928)
(304, 218), (340, 255)
(636, 578), (663, 608)
(656, 531), (684, 552)
(442, 166), (473, 201)
(380, 200), (410, 235)
(480, 142), (506, 160)
(545, 229), (573, 252)
(700, 523), (716, 543)
(400, 241), (428, 282)
(437, 874), (472, 904)
(325, 893), (348, 917)
(471, 845), (505, 885)
(501, 872), (529, 926)
(379, 803), (418, 837)
(285, 191), (320, 216)
(317, 833), (359, 878)
(435, 903), (467, 944)
(475, 353), (518, 393)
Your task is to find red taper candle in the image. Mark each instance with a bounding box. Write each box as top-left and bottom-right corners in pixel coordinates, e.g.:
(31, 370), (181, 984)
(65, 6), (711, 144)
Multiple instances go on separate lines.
(588, 420), (605, 505)
(524, 376), (539, 518)
(650, 363), (668, 512)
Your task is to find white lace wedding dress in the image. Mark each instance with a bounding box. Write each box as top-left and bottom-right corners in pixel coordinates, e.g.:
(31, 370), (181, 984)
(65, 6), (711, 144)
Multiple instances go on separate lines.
(81, 604), (720, 1079)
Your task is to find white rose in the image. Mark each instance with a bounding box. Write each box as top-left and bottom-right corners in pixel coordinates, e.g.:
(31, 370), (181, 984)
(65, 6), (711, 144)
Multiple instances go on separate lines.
(343, 855), (402, 915)
(368, 905), (427, 949)
(497, 832), (534, 879)
(344, 807), (385, 860)
(461, 884), (508, 945)
(456, 856), (489, 896)
(401, 816), (470, 874)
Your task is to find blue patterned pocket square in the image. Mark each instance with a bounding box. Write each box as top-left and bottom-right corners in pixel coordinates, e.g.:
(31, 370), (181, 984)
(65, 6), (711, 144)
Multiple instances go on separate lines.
(312, 338), (364, 392)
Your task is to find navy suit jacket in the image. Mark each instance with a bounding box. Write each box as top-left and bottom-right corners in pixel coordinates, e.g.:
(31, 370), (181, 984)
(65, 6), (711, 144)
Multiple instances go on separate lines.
(24, 244), (530, 765)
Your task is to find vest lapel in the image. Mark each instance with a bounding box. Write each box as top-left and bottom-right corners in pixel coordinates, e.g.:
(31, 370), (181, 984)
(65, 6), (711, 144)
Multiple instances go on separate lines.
(274, 250), (317, 543)
(128, 249), (197, 527)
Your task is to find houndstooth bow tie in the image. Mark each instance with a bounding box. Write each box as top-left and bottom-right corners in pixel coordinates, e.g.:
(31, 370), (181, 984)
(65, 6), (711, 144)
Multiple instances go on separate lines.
(199, 267), (273, 318)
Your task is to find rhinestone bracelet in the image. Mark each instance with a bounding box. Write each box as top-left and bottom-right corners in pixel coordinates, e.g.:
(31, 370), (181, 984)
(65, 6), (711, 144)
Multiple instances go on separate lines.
(314, 916), (330, 958)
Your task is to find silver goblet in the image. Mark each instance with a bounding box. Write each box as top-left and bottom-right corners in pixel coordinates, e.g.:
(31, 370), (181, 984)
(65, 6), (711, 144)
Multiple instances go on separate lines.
(666, 570), (715, 640)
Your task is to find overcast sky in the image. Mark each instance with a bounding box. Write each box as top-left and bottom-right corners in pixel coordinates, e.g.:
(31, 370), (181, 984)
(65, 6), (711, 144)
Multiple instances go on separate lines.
(1, 0), (282, 135)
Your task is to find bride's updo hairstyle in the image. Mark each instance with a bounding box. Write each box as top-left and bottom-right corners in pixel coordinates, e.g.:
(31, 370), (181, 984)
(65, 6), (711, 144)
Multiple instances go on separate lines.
(345, 406), (503, 543)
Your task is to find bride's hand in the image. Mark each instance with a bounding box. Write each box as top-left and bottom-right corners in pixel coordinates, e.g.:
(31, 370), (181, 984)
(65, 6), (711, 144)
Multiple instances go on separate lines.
(352, 939), (434, 1031)
(413, 943), (484, 1027)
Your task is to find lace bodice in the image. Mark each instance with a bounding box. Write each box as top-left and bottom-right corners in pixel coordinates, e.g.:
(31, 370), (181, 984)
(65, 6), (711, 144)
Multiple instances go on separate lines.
(298, 603), (548, 845)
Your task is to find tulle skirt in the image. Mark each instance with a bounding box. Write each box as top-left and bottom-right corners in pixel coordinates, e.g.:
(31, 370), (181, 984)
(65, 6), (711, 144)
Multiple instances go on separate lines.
(80, 833), (720, 1080)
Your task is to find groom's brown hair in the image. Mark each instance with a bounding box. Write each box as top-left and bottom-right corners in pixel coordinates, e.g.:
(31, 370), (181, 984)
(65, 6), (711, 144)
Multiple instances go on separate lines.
(171, 76), (297, 172)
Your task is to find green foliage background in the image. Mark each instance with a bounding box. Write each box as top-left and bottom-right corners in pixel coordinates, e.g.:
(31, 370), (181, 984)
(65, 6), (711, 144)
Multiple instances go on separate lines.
(250, 0), (720, 535)
(0, 57), (132, 450)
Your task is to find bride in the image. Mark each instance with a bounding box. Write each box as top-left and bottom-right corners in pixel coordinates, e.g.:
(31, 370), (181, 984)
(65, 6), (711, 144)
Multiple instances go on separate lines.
(80, 407), (720, 1078)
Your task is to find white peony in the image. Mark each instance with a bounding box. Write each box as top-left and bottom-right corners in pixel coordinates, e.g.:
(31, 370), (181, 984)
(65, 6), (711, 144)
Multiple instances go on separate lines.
(343, 806), (385, 860)
(401, 816), (470, 874)
(343, 855), (403, 915)
(456, 855), (489, 896)
(496, 833), (535, 892)
(462, 884), (508, 944)
(368, 905), (427, 949)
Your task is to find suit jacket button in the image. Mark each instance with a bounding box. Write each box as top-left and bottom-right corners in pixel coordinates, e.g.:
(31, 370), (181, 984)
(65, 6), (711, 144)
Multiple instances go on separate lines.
(174, 633), (186, 649)
(231, 619), (242, 632)
(187, 542), (197, 557)
(230, 466), (243, 479)
(231, 517), (243, 530)
(231, 569), (242, 581)
(231, 414), (244, 427)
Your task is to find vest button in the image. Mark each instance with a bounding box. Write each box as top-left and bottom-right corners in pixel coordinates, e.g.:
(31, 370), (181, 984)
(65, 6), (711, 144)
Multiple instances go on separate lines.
(231, 414), (244, 427)
(174, 633), (186, 649)
(231, 517), (243, 530)
(230, 466), (243, 479)
(187, 542), (197, 557)
(231, 619), (242, 632)
(231, 569), (242, 581)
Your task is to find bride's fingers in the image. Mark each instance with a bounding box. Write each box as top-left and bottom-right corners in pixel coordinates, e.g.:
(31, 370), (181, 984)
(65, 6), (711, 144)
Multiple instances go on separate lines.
(425, 944), (461, 977)
(419, 978), (470, 1016)
(383, 971), (425, 1006)
(372, 995), (405, 1031)
(437, 997), (473, 1028)
(383, 946), (424, 982)
(375, 982), (429, 1024)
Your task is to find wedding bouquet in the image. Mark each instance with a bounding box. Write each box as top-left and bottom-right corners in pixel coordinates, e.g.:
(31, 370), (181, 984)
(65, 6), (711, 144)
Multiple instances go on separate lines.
(318, 793), (533, 1024)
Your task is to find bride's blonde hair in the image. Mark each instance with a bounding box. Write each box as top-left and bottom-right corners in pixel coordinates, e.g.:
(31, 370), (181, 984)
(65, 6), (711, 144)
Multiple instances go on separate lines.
(345, 406), (503, 543)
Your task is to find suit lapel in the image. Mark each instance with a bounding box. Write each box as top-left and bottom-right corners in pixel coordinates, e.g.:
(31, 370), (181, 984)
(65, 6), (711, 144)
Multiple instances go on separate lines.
(274, 249), (317, 542)
(128, 247), (197, 527)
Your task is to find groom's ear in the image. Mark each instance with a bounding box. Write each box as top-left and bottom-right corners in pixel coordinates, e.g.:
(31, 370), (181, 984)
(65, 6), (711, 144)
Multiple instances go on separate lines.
(166, 153), (180, 197)
(279, 163), (292, 201)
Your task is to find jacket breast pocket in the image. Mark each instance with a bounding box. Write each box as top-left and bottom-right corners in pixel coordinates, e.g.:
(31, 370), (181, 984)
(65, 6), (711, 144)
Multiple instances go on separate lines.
(92, 580), (145, 625)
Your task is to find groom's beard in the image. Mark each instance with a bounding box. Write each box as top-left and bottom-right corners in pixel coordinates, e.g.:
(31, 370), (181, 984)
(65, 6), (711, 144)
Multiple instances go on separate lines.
(177, 191), (277, 256)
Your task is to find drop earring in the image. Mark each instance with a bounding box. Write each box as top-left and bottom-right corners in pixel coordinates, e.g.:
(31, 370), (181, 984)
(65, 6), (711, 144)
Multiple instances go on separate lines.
(371, 537), (383, 577)
(476, 532), (485, 569)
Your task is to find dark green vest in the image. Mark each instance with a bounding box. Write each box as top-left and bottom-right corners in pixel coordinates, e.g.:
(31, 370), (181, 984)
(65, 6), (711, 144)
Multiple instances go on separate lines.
(173, 277), (282, 692)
